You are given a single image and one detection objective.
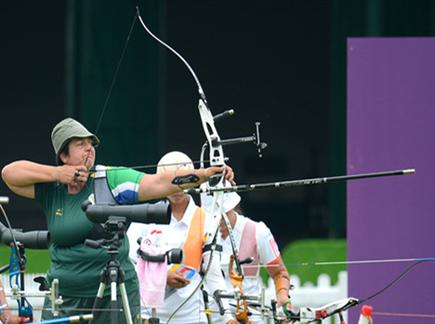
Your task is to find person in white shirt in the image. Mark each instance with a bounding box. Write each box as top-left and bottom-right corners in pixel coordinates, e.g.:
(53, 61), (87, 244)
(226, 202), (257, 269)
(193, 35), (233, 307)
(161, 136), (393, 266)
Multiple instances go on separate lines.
(202, 189), (292, 324)
(127, 151), (238, 324)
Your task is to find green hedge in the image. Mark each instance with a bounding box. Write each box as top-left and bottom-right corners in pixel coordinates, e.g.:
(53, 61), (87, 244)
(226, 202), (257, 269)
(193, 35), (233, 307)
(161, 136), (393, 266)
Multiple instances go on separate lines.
(261, 239), (346, 285)
(1, 239), (347, 285)
(0, 245), (50, 273)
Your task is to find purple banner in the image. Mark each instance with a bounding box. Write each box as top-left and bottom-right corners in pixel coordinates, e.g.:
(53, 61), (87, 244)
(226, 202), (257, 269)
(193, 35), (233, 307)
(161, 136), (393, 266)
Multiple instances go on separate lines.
(347, 38), (435, 323)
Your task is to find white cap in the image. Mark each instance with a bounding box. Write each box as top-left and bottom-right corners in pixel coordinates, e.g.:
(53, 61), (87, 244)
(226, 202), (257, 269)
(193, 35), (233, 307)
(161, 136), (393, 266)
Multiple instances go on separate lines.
(157, 151), (194, 174)
(200, 182), (241, 214)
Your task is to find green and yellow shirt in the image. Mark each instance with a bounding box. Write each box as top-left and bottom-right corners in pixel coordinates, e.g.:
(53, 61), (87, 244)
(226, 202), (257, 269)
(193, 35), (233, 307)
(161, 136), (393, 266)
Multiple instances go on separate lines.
(35, 167), (145, 297)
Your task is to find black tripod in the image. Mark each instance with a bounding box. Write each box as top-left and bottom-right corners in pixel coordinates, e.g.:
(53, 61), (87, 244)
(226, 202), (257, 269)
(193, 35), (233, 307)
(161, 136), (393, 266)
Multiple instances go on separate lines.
(85, 216), (133, 324)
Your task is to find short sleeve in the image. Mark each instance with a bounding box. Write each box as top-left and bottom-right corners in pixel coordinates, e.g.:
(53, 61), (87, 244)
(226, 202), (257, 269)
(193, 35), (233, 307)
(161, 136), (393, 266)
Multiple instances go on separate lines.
(256, 221), (281, 265)
(106, 167), (145, 204)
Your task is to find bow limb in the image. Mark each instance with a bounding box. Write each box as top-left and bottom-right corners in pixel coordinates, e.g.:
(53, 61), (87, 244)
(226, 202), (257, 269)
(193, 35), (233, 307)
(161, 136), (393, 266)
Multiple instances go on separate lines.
(275, 260), (431, 323)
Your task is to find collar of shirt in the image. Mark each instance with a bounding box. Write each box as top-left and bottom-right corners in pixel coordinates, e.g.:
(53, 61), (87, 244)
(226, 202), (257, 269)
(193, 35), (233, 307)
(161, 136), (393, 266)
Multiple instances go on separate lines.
(169, 195), (197, 228)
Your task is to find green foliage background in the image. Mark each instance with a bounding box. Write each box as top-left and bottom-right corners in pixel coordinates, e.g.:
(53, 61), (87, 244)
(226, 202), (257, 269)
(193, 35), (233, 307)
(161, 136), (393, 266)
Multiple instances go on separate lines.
(1, 239), (346, 286)
(0, 246), (50, 273)
(261, 239), (347, 286)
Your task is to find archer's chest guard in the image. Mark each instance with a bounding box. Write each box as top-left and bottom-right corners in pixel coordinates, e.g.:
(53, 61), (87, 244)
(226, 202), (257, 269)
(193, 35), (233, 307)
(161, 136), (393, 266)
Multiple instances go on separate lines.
(93, 166), (117, 205)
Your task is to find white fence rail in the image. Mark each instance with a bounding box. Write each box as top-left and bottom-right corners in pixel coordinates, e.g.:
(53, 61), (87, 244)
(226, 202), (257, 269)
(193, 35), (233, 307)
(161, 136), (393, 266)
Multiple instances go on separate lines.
(263, 271), (348, 323)
(2, 272), (348, 323)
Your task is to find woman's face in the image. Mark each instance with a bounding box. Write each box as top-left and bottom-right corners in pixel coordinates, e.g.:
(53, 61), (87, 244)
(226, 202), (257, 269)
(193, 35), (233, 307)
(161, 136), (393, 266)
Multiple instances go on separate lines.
(62, 137), (96, 169)
(167, 191), (188, 205)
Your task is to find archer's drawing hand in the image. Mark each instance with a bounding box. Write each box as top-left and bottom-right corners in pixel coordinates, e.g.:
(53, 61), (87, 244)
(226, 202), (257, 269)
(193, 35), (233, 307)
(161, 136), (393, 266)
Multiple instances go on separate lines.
(56, 165), (88, 185)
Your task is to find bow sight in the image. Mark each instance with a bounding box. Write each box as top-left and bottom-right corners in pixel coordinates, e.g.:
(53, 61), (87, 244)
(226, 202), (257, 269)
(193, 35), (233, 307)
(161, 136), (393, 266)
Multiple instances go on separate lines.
(200, 109), (268, 167)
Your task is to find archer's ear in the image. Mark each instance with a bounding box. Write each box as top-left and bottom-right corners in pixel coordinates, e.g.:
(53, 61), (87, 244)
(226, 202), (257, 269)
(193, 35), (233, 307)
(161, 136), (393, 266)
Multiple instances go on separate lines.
(59, 152), (68, 164)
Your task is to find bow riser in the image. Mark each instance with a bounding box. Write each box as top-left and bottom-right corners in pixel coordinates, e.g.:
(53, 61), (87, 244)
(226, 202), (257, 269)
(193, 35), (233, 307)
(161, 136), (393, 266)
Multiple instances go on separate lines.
(198, 99), (225, 167)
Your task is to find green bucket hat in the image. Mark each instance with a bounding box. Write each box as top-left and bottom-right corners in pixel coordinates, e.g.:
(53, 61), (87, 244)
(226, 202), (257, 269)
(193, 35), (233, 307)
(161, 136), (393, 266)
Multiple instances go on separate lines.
(51, 118), (100, 164)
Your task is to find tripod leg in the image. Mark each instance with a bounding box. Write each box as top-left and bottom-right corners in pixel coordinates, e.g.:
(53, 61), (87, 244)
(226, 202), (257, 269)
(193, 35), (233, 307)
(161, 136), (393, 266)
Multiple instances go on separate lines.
(91, 282), (106, 323)
(110, 268), (119, 324)
(119, 282), (133, 324)
(148, 308), (160, 324)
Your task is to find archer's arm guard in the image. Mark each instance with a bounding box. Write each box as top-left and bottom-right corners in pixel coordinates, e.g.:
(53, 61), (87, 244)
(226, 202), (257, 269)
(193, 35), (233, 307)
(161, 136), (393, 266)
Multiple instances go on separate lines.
(274, 272), (291, 296)
(267, 257), (291, 297)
